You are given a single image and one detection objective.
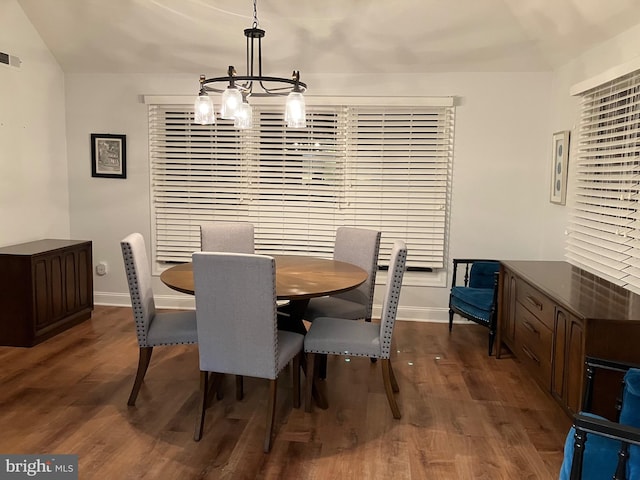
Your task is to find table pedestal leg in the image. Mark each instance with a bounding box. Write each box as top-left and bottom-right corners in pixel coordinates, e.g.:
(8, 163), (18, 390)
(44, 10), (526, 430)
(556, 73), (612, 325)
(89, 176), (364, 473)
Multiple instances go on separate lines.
(277, 299), (309, 335)
(277, 299), (328, 409)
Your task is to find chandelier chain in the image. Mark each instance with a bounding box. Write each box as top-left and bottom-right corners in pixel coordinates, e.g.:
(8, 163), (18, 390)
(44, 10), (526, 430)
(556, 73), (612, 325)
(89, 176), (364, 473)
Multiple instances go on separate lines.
(252, 0), (259, 28)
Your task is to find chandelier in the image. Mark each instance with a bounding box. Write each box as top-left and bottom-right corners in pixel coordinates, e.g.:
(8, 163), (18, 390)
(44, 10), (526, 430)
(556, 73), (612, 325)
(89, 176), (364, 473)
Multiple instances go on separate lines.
(194, 0), (307, 129)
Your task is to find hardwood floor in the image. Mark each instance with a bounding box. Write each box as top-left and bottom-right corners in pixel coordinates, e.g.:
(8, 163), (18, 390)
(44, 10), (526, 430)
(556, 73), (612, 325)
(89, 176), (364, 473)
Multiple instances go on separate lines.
(0, 306), (570, 479)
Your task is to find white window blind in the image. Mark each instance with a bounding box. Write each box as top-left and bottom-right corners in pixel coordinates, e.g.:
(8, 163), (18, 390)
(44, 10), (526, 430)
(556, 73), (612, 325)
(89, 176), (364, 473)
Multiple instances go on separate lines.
(148, 99), (455, 270)
(344, 107), (452, 268)
(567, 70), (640, 293)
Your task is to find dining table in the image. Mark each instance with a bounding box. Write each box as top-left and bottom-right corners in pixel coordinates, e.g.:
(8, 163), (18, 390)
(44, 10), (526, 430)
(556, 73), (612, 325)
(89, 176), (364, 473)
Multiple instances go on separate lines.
(160, 254), (368, 409)
(161, 254), (368, 335)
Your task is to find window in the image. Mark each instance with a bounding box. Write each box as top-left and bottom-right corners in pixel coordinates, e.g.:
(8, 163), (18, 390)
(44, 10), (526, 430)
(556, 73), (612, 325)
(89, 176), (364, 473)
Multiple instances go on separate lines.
(567, 70), (640, 293)
(147, 96), (455, 273)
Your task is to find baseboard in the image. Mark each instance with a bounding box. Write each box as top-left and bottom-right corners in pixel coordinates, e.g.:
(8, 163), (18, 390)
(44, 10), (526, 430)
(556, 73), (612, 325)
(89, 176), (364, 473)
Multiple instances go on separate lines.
(372, 304), (451, 323)
(94, 292), (196, 310)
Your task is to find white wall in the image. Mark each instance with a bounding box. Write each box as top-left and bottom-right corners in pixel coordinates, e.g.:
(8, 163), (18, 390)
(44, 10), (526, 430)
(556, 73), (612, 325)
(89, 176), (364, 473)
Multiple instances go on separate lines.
(0, 0), (70, 247)
(64, 71), (556, 320)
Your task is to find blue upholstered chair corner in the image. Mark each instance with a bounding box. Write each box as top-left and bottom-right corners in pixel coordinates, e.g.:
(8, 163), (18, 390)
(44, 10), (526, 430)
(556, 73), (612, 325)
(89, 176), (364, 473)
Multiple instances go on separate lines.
(621, 368), (640, 428)
(448, 259), (500, 355)
(560, 364), (640, 479)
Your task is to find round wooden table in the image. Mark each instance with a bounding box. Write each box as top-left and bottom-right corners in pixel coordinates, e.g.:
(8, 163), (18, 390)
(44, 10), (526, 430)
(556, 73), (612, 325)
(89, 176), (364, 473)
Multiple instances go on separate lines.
(161, 254), (368, 336)
(160, 254), (368, 302)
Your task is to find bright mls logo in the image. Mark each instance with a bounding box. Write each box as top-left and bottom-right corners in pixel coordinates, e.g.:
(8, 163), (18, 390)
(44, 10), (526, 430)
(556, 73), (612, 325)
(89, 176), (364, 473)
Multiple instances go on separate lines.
(0, 455), (77, 479)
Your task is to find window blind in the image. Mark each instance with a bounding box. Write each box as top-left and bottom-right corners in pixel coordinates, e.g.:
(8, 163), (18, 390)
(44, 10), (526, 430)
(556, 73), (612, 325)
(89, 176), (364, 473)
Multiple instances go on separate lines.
(567, 70), (640, 293)
(344, 106), (453, 268)
(149, 99), (455, 270)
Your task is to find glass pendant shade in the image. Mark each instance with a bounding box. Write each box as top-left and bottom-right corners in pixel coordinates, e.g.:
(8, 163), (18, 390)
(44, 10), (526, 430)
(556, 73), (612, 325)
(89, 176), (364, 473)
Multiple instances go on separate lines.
(194, 94), (215, 125)
(220, 87), (243, 119)
(234, 102), (253, 130)
(285, 91), (306, 128)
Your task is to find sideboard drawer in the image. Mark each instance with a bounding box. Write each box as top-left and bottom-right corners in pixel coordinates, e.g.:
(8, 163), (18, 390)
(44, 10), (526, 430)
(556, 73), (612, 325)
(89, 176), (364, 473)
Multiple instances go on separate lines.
(515, 302), (553, 388)
(516, 279), (555, 330)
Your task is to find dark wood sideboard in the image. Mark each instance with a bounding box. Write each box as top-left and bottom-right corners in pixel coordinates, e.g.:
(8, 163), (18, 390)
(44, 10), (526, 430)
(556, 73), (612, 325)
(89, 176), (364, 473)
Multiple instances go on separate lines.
(0, 239), (93, 347)
(496, 260), (640, 419)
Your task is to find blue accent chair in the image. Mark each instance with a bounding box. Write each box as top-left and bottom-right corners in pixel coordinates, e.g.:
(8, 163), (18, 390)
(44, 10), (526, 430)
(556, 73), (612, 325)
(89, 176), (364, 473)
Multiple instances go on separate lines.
(448, 259), (500, 356)
(560, 357), (640, 480)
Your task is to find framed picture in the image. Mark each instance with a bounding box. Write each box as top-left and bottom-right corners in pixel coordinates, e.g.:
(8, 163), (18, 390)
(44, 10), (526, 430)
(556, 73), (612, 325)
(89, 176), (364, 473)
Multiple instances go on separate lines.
(91, 133), (127, 179)
(550, 130), (570, 205)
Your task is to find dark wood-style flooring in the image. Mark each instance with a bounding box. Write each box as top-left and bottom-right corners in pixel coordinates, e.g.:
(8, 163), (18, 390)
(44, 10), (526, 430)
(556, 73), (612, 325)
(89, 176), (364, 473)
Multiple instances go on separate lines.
(0, 306), (570, 479)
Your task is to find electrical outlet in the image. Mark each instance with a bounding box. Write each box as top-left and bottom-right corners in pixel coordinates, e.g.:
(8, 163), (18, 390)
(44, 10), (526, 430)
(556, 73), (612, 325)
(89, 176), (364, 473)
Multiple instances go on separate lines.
(96, 262), (108, 276)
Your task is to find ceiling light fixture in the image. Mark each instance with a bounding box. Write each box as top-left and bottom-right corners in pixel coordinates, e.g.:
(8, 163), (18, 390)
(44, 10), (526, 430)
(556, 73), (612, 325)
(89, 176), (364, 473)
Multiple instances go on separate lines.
(194, 0), (307, 129)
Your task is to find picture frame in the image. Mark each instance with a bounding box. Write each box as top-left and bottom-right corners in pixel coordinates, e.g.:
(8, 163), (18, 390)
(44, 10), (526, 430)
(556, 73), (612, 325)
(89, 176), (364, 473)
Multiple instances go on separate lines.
(550, 130), (570, 205)
(91, 133), (127, 179)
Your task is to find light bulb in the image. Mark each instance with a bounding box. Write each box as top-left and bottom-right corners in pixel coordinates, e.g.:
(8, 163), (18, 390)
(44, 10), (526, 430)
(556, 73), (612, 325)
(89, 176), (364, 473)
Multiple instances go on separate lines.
(194, 94), (215, 125)
(220, 87), (242, 119)
(285, 91), (306, 128)
(234, 102), (253, 130)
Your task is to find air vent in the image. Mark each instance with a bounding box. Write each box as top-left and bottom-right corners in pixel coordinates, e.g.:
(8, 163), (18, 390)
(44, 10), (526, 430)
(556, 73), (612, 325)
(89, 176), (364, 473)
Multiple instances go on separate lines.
(0, 51), (21, 68)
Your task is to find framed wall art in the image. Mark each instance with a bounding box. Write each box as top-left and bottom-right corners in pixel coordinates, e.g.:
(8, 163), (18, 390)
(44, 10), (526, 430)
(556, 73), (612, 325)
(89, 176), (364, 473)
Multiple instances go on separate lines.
(91, 133), (127, 179)
(550, 130), (570, 205)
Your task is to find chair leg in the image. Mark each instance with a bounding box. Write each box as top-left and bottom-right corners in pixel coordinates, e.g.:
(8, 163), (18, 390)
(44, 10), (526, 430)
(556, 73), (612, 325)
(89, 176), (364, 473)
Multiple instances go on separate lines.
(488, 329), (496, 356)
(381, 359), (401, 419)
(264, 378), (278, 453)
(388, 358), (399, 393)
(448, 309), (454, 333)
(318, 353), (328, 379)
(194, 371), (209, 441)
(194, 371), (224, 441)
(304, 353), (316, 413)
(236, 375), (244, 401)
(127, 346), (153, 406)
(292, 353), (301, 409)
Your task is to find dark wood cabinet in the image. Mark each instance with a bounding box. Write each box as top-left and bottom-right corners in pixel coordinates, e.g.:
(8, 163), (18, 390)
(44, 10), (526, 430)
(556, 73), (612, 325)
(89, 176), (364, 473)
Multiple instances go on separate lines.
(497, 261), (640, 418)
(0, 239), (93, 347)
(552, 307), (584, 414)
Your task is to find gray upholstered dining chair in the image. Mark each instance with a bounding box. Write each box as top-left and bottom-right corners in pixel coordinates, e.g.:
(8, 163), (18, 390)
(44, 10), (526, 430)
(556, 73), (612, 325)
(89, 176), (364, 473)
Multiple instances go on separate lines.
(303, 240), (407, 418)
(192, 251), (304, 453)
(200, 220), (256, 398)
(120, 233), (198, 406)
(304, 226), (381, 322)
(200, 221), (254, 253)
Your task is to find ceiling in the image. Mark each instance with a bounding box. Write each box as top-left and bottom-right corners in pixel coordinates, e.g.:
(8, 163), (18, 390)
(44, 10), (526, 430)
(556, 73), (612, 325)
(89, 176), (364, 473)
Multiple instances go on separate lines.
(16, 0), (640, 75)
